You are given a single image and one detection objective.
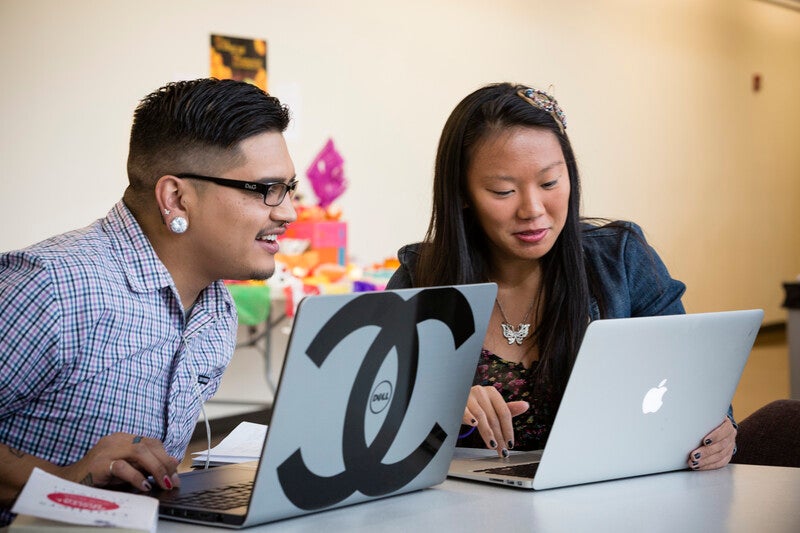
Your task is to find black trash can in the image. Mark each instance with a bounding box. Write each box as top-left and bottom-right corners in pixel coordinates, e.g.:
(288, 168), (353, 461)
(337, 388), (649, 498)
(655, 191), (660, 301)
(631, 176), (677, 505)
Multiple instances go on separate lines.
(783, 282), (800, 400)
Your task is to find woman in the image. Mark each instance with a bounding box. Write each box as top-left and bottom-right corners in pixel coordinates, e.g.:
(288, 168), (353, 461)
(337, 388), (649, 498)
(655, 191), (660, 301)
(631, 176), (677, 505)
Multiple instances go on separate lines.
(386, 82), (736, 471)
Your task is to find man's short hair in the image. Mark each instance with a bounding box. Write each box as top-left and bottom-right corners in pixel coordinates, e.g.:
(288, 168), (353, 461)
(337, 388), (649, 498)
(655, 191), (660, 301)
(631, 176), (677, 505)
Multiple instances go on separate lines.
(126, 78), (290, 192)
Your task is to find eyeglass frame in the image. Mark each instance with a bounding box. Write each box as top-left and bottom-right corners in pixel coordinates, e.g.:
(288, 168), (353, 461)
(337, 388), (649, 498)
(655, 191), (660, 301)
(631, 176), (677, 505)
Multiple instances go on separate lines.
(175, 173), (298, 207)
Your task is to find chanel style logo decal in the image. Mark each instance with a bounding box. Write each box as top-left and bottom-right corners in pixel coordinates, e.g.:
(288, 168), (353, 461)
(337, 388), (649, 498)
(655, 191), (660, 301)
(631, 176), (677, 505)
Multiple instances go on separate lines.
(277, 288), (475, 510)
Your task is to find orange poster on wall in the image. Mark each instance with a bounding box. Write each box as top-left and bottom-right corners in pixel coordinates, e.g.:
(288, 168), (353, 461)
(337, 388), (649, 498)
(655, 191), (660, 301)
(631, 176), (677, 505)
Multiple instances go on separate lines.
(210, 34), (267, 91)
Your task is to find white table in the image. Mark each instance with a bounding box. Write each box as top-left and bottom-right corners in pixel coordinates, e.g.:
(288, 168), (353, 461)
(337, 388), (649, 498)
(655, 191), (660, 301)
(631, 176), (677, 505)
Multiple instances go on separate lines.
(159, 464), (800, 532)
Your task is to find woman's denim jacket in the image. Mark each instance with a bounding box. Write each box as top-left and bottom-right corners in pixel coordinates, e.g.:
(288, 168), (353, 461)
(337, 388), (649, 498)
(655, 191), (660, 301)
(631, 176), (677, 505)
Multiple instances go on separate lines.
(387, 221), (737, 426)
(388, 222), (685, 319)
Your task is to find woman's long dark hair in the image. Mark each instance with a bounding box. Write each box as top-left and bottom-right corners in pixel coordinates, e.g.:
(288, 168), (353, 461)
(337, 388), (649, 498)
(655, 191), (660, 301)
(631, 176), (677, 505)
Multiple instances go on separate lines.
(414, 82), (590, 395)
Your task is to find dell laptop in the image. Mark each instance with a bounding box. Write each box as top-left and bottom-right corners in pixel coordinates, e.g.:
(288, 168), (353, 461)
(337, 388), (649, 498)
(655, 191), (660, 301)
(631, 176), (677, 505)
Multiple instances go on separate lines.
(448, 309), (764, 490)
(157, 283), (496, 527)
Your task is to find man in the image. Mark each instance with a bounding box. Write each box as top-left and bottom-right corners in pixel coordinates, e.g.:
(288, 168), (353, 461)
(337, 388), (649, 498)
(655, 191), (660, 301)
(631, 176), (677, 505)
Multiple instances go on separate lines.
(0, 78), (297, 524)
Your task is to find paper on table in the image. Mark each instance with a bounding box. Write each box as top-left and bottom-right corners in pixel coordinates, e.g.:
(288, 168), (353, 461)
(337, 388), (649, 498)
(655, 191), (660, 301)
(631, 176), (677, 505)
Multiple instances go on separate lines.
(191, 421), (268, 466)
(11, 468), (158, 532)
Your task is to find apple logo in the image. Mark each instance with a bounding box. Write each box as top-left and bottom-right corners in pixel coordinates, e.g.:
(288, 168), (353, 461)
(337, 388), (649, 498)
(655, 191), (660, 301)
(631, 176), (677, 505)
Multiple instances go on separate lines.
(642, 379), (668, 414)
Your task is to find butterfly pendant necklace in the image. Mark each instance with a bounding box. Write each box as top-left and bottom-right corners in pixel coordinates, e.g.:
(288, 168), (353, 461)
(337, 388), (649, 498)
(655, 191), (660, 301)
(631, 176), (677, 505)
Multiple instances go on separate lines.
(495, 297), (536, 345)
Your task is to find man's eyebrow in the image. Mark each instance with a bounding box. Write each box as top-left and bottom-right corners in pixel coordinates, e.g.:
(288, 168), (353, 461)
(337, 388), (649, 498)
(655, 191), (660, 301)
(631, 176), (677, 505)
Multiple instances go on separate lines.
(254, 175), (297, 185)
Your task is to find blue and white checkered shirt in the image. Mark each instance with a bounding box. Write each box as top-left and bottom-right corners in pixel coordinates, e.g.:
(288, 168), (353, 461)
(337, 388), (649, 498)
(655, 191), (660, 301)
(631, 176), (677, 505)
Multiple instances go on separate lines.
(0, 200), (237, 469)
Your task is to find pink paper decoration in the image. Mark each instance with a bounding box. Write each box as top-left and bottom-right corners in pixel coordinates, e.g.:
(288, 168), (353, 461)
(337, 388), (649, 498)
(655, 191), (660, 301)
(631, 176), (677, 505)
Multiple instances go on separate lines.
(306, 138), (347, 208)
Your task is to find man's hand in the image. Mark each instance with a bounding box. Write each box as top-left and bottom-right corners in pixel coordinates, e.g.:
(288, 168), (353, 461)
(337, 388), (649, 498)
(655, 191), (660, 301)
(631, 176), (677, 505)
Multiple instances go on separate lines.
(61, 433), (181, 492)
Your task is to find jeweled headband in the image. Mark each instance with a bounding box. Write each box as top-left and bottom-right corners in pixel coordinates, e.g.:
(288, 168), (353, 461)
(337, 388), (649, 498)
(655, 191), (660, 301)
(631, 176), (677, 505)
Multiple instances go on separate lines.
(516, 87), (567, 134)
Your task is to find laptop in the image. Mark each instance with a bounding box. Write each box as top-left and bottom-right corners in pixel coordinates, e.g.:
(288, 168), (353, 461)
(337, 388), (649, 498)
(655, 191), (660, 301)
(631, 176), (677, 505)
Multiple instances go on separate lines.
(448, 309), (764, 490)
(157, 283), (497, 527)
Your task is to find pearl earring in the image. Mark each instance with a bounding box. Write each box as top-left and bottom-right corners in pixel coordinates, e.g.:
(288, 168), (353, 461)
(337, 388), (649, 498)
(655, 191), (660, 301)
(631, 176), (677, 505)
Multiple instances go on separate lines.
(169, 216), (188, 234)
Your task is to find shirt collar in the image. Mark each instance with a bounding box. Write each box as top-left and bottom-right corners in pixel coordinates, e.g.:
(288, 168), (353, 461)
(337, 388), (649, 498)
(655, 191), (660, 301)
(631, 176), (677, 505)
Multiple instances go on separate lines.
(104, 200), (174, 293)
(104, 200), (234, 321)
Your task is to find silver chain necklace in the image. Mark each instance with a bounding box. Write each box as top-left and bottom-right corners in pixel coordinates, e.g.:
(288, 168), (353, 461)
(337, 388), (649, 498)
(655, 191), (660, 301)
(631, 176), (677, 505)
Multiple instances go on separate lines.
(495, 297), (536, 345)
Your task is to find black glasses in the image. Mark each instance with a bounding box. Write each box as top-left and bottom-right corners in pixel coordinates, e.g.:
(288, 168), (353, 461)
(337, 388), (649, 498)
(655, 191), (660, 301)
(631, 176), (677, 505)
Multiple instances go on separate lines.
(176, 173), (297, 207)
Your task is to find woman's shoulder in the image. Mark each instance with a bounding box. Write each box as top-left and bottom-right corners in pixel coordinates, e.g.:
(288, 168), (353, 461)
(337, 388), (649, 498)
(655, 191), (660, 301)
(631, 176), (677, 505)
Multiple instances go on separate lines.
(387, 242), (425, 290)
(581, 219), (657, 270)
(581, 219), (685, 317)
(397, 242), (423, 260)
(581, 219), (648, 250)
(581, 219), (643, 237)
(395, 242), (424, 270)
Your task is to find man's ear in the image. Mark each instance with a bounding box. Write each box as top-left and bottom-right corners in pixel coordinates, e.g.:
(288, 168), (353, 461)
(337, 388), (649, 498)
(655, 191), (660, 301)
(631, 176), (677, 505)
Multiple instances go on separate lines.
(155, 175), (189, 223)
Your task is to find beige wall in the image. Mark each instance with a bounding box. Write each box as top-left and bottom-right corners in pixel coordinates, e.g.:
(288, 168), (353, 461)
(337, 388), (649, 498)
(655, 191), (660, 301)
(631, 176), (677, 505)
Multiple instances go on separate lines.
(1, 0), (798, 322)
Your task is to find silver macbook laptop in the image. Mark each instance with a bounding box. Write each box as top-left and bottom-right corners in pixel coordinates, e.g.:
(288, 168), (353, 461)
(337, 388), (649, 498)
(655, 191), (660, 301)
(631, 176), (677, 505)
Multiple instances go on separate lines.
(448, 309), (764, 490)
(157, 283), (496, 527)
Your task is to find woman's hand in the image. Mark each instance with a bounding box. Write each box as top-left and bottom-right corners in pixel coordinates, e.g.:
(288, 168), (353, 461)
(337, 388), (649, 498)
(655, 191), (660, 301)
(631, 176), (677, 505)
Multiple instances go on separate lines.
(60, 433), (181, 492)
(463, 385), (529, 457)
(688, 418), (737, 471)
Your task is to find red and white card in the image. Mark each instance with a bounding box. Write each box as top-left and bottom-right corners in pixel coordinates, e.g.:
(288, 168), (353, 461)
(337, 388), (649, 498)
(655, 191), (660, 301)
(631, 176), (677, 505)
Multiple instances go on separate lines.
(11, 468), (157, 532)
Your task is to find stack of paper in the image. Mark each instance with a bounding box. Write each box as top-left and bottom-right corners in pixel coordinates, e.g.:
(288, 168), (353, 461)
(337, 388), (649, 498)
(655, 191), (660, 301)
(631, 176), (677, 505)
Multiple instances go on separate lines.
(10, 468), (158, 532)
(191, 421), (268, 467)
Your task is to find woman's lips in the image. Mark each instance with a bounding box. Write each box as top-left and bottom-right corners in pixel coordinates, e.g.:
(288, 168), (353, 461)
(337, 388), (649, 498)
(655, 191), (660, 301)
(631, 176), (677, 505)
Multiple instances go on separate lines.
(514, 228), (549, 243)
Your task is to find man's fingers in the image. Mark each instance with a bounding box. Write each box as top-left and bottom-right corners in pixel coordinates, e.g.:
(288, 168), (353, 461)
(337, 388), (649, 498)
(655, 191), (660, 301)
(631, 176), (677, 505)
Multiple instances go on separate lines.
(90, 433), (181, 490)
(108, 459), (153, 492)
(125, 441), (180, 490)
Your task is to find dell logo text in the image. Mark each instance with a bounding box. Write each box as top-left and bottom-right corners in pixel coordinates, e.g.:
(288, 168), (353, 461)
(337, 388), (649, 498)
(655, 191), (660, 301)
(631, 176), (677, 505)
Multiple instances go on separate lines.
(369, 381), (393, 414)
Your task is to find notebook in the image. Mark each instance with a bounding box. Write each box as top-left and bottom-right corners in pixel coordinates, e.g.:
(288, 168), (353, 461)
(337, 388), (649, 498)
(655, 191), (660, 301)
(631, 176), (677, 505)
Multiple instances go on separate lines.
(157, 283), (497, 527)
(448, 309), (764, 490)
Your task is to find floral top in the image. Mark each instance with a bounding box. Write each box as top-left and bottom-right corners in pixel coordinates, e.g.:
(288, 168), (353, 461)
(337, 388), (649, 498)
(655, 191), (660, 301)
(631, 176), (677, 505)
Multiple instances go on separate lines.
(459, 348), (558, 451)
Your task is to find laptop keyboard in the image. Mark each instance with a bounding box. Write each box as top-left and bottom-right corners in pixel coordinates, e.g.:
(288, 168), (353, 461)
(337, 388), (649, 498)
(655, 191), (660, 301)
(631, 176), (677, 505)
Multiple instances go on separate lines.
(476, 461), (540, 478)
(169, 481), (253, 510)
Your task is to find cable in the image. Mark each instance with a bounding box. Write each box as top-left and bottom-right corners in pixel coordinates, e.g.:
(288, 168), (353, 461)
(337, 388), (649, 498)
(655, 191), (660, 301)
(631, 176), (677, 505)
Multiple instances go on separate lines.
(190, 370), (212, 470)
(197, 397), (211, 470)
(458, 426), (477, 439)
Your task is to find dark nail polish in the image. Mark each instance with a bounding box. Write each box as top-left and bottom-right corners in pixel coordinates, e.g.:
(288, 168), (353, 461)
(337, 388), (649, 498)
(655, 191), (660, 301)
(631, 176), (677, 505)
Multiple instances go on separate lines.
(694, 452), (701, 460)
(471, 418), (477, 425)
(489, 440), (497, 449)
(691, 464), (700, 470)
(691, 460), (698, 466)
(501, 448), (509, 458)
(141, 480), (152, 492)
(704, 438), (712, 445)
(508, 440), (514, 450)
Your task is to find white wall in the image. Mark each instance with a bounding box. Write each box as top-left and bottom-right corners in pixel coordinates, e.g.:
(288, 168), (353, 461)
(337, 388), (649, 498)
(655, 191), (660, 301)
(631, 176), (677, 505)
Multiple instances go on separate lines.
(1, 0), (799, 322)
